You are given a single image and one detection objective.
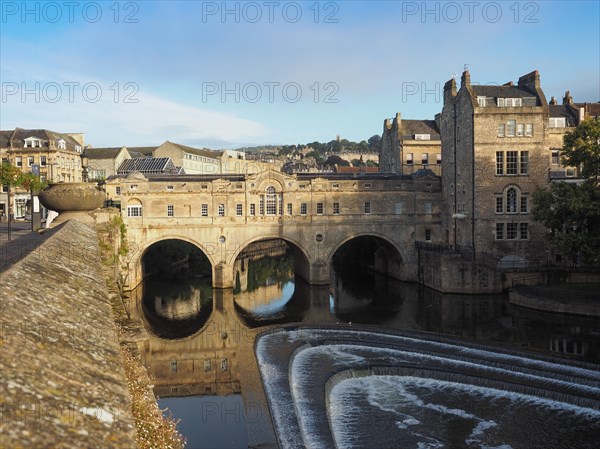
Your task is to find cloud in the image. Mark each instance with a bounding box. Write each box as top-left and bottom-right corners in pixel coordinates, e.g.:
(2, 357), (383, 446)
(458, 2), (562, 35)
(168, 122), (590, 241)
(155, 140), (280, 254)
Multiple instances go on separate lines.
(1, 78), (270, 147)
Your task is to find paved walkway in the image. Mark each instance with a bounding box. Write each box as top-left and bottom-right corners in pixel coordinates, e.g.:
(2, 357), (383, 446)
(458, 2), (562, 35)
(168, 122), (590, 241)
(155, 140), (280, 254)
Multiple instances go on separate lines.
(0, 220), (52, 275)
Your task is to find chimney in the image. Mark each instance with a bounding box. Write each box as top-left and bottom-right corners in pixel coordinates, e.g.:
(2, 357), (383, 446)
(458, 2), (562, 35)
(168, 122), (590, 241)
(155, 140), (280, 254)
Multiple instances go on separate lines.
(579, 107), (585, 123)
(460, 70), (471, 88)
(518, 70), (540, 90)
(562, 90), (573, 105)
(549, 96), (557, 105)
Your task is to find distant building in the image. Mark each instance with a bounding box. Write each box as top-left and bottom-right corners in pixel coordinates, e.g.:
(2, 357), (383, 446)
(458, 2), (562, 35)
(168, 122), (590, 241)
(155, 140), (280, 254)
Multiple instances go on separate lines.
(380, 113), (441, 176)
(117, 157), (183, 176)
(0, 127), (84, 219)
(82, 147), (132, 180)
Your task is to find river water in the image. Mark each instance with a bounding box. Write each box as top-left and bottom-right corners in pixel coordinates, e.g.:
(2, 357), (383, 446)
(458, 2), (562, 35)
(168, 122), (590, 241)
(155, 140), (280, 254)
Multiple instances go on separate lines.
(135, 245), (600, 449)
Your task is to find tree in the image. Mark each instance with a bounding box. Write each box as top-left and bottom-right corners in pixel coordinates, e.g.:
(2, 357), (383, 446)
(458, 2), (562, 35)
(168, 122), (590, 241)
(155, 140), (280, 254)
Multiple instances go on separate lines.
(368, 134), (382, 151)
(324, 155), (349, 167)
(533, 182), (600, 266)
(561, 116), (600, 185)
(533, 117), (600, 266)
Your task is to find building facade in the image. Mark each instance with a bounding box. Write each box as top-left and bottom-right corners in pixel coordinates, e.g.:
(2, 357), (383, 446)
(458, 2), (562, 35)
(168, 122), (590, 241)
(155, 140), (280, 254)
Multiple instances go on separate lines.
(0, 128), (84, 219)
(381, 70), (597, 266)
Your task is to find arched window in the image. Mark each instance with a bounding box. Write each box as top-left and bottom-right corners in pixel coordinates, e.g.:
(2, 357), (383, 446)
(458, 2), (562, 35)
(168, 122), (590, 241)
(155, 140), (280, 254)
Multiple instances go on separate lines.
(266, 186), (277, 215)
(506, 187), (517, 213)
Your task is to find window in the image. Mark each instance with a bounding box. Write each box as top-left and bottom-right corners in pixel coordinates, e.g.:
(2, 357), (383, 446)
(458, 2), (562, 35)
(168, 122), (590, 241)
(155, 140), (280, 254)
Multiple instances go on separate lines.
(265, 186), (277, 215)
(425, 229), (431, 241)
(364, 202), (371, 214)
(520, 151), (529, 174)
(170, 360), (177, 373)
(517, 123), (524, 136)
(549, 117), (566, 128)
(395, 202), (403, 214)
(498, 98), (522, 107)
(506, 188), (517, 213)
(236, 203), (243, 216)
(507, 223), (518, 239)
(496, 152), (504, 175)
(520, 196), (528, 213)
(415, 134), (431, 140)
(364, 183), (371, 189)
(218, 204), (225, 216)
(551, 149), (560, 165)
(507, 120), (516, 137)
(15, 157), (22, 167)
(287, 203), (292, 215)
(167, 205), (174, 217)
(220, 358), (228, 372)
(130, 184), (137, 190)
(406, 153), (413, 165)
(316, 203), (324, 215)
(496, 223), (504, 240)
(498, 124), (505, 137)
(249, 204), (255, 216)
(127, 205), (142, 217)
(332, 183), (339, 189)
(506, 151), (518, 175)
(204, 359), (211, 372)
(200, 203), (209, 216)
(421, 153), (429, 165)
(28, 156), (34, 166)
(333, 203), (340, 215)
(300, 203), (307, 215)
(520, 223), (529, 239)
(424, 202), (432, 214)
(566, 167), (576, 177)
(115, 187), (121, 196)
(496, 197), (503, 214)
(436, 153), (442, 164)
(525, 124), (533, 136)
(167, 185), (173, 191)
(477, 96), (486, 107)
(40, 156), (47, 167)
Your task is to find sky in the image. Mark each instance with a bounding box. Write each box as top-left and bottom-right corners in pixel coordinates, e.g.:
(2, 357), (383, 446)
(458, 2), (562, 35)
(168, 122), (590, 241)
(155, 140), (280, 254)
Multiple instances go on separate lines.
(1, 0), (599, 149)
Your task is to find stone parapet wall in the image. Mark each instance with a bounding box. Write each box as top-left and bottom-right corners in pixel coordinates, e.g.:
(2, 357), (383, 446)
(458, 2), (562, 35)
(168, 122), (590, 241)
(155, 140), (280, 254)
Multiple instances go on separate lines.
(0, 220), (137, 449)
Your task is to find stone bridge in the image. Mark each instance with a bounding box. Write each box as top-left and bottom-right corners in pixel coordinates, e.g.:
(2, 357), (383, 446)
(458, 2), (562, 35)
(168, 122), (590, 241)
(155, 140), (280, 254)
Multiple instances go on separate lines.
(105, 169), (442, 289)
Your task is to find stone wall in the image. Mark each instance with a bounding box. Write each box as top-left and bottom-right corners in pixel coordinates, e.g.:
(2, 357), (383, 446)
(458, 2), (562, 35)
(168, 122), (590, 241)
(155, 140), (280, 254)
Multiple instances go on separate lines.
(418, 248), (502, 294)
(0, 220), (137, 448)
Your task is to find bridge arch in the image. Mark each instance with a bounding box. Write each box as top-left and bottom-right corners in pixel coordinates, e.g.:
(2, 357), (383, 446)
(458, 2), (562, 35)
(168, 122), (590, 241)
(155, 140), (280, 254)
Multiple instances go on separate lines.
(128, 235), (220, 291)
(328, 232), (405, 280)
(229, 235), (315, 285)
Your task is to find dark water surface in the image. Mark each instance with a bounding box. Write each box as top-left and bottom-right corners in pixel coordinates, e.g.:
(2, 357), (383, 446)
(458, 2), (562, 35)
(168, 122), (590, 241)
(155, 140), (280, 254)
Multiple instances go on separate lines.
(137, 249), (600, 449)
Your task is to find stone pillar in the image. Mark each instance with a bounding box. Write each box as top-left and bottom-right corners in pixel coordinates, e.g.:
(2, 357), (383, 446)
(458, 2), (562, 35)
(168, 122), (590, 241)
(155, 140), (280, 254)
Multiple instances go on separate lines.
(213, 261), (235, 289)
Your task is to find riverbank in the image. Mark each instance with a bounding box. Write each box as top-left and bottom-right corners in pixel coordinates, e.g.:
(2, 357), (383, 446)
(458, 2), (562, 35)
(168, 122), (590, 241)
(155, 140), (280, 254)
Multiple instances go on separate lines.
(510, 283), (600, 317)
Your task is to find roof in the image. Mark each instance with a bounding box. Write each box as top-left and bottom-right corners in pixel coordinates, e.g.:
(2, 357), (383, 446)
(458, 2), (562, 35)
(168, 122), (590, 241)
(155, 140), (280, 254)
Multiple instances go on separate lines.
(472, 85), (539, 101)
(164, 141), (222, 159)
(117, 157), (179, 175)
(126, 146), (157, 157)
(336, 166), (379, 174)
(0, 128), (83, 151)
(549, 105), (578, 126)
(575, 102), (600, 118)
(83, 147), (125, 159)
(401, 120), (440, 139)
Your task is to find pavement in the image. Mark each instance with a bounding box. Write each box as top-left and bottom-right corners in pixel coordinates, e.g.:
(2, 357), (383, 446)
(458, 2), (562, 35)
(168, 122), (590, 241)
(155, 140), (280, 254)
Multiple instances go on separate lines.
(0, 220), (49, 274)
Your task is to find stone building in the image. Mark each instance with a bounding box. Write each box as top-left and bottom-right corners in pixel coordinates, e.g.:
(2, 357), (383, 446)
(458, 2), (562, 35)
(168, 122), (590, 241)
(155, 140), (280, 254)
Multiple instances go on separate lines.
(380, 113), (442, 176)
(380, 69), (597, 267)
(0, 128), (84, 219)
(82, 146), (132, 180)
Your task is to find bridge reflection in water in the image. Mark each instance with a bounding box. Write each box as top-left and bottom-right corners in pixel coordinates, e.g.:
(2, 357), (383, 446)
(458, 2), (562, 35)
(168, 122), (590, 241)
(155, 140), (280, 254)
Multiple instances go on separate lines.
(128, 239), (600, 449)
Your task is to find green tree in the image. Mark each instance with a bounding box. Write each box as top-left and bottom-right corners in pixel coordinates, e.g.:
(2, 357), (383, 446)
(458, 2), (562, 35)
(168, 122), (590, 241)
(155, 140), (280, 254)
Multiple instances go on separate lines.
(0, 162), (46, 193)
(325, 155), (349, 167)
(561, 117), (600, 185)
(368, 134), (382, 151)
(533, 182), (600, 265)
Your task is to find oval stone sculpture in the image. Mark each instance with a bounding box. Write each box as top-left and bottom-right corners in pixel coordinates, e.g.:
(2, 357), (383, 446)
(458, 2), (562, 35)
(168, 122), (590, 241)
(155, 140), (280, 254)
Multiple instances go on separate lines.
(38, 182), (106, 212)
